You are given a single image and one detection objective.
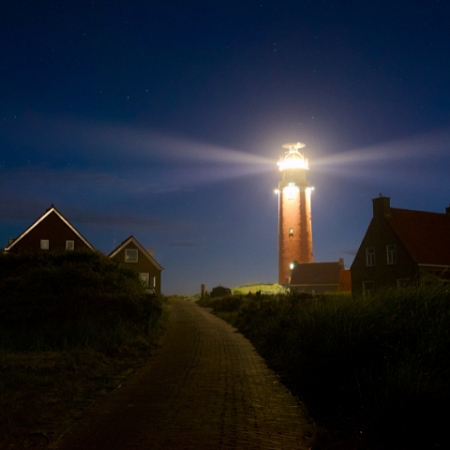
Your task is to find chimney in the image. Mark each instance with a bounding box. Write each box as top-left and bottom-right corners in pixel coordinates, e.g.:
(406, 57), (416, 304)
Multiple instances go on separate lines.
(372, 194), (391, 219)
(446, 204), (450, 216)
(338, 258), (344, 269)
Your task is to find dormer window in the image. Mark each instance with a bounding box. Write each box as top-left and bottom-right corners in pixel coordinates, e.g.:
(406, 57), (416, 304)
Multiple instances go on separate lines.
(125, 249), (138, 263)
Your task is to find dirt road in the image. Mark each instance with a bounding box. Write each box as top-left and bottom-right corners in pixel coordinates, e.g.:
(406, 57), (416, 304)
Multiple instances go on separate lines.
(52, 300), (313, 449)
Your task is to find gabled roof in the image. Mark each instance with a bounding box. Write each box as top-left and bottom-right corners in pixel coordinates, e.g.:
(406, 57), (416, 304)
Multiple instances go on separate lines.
(388, 208), (450, 266)
(291, 261), (343, 286)
(5, 205), (94, 252)
(108, 236), (163, 271)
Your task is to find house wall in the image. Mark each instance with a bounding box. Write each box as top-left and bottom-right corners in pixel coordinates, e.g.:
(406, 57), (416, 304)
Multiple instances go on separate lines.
(351, 216), (418, 296)
(110, 241), (162, 294)
(8, 211), (91, 254)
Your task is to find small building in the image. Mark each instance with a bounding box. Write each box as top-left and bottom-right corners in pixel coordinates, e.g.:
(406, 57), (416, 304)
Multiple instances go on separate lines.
(351, 195), (450, 296)
(109, 236), (163, 294)
(290, 259), (346, 294)
(4, 205), (94, 254)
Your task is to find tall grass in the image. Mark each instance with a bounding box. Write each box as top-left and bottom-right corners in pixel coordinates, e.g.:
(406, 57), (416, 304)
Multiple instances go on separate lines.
(201, 287), (450, 449)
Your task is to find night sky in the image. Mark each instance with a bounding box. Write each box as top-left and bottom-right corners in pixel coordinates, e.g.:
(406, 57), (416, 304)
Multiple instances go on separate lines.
(2, 1), (450, 295)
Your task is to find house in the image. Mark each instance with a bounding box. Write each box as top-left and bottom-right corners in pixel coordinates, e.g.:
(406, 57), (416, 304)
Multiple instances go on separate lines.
(109, 236), (163, 294)
(290, 259), (346, 294)
(351, 195), (450, 296)
(4, 205), (94, 254)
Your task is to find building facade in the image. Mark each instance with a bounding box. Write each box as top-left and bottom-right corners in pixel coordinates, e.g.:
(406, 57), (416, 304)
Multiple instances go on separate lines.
(351, 196), (450, 296)
(276, 142), (313, 284)
(109, 236), (163, 294)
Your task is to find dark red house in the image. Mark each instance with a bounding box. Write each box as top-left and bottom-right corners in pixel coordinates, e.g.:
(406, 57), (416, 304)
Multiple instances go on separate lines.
(5, 205), (94, 254)
(109, 236), (163, 294)
(351, 196), (450, 296)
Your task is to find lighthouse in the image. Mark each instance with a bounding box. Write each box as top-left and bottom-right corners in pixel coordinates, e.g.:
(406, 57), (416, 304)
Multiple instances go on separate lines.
(275, 142), (313, 284)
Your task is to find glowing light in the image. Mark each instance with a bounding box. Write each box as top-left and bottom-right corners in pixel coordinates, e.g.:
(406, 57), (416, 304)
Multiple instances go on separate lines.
(274, 189), (280, 194)
(289, 263), (295, 270)
(277, 142), (309, 171)
(283, 185), (299, 200)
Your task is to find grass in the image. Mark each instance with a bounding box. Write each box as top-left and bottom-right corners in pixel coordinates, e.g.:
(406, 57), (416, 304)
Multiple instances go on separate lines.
(0, 251), (169, 448)
(198, 286), (450, 449)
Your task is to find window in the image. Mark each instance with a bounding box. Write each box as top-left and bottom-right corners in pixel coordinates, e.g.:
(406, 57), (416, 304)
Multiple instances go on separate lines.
(289, 228), (294, 238)
(363, 281), (374, 297)
(386, 244), (397, 265)
(125, 249), (138, 263)
(366, 247), (375, 267)
(151, 276), (156, 288)
(40, 239), (49, 250)
(66, 240), (75, 250)
(139, 273), (149, 286)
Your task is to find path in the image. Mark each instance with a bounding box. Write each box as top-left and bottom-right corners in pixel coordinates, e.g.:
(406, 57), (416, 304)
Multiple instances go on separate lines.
(52, 300), (313, 449)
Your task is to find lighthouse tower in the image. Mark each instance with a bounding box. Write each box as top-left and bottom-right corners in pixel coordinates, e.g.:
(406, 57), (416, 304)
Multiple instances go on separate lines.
(276, 142), (313, 284)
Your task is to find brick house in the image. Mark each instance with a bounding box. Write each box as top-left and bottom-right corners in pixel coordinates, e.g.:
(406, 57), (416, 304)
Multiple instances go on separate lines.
(351, 195), (450, 296)
(109, 236), (163, 294)
(290, 259), (347, 293)
(5, 205), (94, 254)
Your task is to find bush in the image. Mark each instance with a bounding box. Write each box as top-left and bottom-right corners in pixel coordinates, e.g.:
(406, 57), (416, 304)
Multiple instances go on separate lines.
(0, 251), (165, 352)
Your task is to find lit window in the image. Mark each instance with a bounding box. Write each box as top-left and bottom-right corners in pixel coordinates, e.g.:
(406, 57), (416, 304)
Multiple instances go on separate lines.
(289, 262), (294, 270)
(289, 182), (295, 186)
(40, 239), (49, 250)
(140, 273), (149, 286)
(366, 247), (375, 267)
(363, 281), (374, 297)
(151, 276), (156, 288)
(125, 249), (138, 263)
(387, 244), (397, 265)
(289, 228), (294, 238)
(66, 240), (74, 250)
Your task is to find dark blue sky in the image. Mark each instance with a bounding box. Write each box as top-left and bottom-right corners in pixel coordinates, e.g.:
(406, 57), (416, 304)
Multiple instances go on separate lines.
(1, 1), (450, 294)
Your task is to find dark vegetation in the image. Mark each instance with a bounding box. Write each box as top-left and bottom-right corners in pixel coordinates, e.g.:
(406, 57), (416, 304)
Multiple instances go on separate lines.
(0, 251), (168, 448)
(198, 287), (450, 450)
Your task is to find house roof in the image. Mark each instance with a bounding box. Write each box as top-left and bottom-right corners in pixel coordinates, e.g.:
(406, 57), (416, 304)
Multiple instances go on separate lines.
(290, 261), (343, 286)
(108, 236), (163, 271)
(5, 205), (94, 252)
(388, 208), (450, 266)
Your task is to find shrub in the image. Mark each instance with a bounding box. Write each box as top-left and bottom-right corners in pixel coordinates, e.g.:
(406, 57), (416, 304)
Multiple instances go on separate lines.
(0, 251), (165, 352)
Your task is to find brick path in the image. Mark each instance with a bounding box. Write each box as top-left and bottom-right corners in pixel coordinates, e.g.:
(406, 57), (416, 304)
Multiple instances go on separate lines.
(52, 301), (314, 449)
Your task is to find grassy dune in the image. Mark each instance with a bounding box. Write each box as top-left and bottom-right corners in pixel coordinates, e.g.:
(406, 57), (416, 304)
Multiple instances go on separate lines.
(198, 286), (450, 449)
(0, 251), (168, 448)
